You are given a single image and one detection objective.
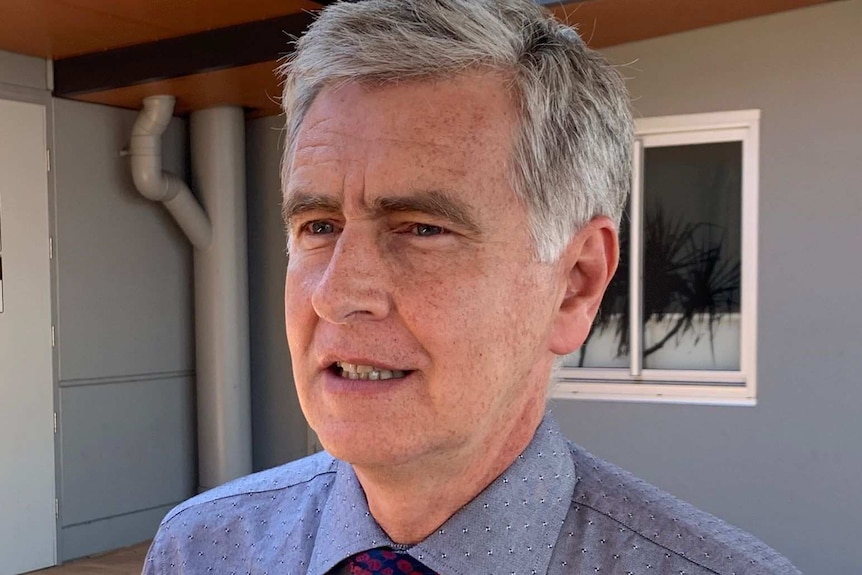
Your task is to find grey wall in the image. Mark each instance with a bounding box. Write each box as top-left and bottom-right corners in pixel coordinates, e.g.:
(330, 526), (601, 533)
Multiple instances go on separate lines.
(47, 97), (304, 561)
(246, 116), (308, 470)
(0, 49), (46, 92)
(551, 1), (862, 573)
(53, 98), (196, 560)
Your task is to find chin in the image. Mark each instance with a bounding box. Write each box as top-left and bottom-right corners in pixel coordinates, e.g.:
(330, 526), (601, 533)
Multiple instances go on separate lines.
(322, 440), (405, 468)
(313, 422), (430, 469)
(313, 419), (386, 458)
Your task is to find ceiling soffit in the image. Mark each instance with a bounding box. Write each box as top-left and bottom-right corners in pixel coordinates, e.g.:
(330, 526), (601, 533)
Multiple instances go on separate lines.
(14, 0), (829, 116)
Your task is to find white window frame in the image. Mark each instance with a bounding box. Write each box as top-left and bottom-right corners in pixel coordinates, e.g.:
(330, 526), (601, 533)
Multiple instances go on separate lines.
(553, 110), (760, 406)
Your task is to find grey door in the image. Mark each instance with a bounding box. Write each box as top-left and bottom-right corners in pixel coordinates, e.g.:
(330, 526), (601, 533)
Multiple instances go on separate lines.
(0, 98), (56, 574)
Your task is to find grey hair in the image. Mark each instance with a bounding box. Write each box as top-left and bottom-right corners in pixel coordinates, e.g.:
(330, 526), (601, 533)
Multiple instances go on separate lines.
(279, 0), (632, 262)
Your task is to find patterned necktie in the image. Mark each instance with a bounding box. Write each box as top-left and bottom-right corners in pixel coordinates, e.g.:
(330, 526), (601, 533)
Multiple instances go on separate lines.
(346, 548), (438, 575)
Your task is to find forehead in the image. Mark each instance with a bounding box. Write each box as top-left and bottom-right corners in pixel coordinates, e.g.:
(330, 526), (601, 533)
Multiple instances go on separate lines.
(287, 72), (518, 196)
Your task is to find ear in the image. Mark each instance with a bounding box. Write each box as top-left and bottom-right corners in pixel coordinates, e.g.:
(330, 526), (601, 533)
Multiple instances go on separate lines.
(548, 217), (619, 355)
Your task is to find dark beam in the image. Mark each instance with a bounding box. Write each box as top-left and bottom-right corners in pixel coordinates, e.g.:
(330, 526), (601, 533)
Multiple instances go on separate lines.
(54, 0), (585, 98)
(54, 12), (317, 97)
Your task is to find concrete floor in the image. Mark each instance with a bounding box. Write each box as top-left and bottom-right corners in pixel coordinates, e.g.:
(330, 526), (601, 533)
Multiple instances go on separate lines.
(32, 542), (150, 575)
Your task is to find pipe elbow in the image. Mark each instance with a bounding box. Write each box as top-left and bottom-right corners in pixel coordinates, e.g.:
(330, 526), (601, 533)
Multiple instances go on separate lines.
(162, 173), (186, 203)
(163, 186), (213, 250)
(131, 95), (176, 138)
(128, 94), (212, 250)
(130, 95), (178, 202)
(130, 154), (168, 201)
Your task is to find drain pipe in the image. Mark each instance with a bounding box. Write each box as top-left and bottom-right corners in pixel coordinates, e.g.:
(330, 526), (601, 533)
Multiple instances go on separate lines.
(189, 105), (252, 490)
(130, 96), (252, 491)
(130, 96), (211, 250)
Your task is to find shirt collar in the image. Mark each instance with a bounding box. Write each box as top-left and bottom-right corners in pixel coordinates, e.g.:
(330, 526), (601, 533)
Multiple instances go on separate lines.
(308, 457), (392, 575)
(309, 416), (576, 575)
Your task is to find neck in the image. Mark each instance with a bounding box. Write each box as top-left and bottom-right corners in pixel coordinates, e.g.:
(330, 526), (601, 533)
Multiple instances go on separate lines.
(353, 401), (545, 544)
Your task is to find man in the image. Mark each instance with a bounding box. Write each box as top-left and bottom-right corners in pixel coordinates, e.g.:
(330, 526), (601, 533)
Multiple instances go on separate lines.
(144, 1), (800, 574)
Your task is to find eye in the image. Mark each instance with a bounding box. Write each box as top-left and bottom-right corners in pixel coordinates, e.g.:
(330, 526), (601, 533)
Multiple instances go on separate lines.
(302, 220), (336, 235)
(412, 223), (446, 237)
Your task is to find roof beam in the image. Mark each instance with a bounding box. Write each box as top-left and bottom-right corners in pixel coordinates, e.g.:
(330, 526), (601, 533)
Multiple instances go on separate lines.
(53, 0), (587, 99)
(53, 11), (317, 97)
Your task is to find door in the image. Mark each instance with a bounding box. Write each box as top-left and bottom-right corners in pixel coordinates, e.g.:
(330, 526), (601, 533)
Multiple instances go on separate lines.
(0, 99), (56, 574)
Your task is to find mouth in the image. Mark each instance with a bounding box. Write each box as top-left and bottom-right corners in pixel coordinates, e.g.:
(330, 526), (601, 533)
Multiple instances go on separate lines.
(330, 361), (411, 381)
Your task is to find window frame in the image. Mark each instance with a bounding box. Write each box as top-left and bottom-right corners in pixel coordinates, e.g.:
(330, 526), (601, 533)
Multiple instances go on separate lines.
(553, 110), (760, 406)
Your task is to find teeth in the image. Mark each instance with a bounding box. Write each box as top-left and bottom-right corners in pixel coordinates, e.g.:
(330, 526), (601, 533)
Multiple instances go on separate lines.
(336, 362), (406, 381)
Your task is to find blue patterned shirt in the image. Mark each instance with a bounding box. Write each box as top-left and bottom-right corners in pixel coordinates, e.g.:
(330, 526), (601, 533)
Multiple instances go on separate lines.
(143, 417), (800, 574)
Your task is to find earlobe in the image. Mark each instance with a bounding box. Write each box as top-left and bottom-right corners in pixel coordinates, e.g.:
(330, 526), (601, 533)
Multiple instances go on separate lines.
(548, 217), (619, 355)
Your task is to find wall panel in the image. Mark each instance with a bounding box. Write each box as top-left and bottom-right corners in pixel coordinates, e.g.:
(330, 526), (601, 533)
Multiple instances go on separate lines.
(53, 98), (196, 560)
(53, 98), (194, 382)
(552, 2), (862, 573)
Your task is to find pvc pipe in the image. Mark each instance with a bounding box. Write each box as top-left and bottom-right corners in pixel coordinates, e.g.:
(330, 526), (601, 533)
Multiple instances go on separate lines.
(129, 97), (252, 490)
(190, 106), (252, 490)
(130, 96), (211, 249)
(163, 189), (212, 251)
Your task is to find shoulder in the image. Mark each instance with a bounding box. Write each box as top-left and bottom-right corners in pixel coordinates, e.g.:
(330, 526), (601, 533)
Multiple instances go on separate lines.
(143, 452), (338, 574)
(565, 441), (800, 575)
(161, 450), (337, 525)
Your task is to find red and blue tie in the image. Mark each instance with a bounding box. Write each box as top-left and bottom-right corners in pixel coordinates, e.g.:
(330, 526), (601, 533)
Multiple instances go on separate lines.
(346, 548), (438, 575)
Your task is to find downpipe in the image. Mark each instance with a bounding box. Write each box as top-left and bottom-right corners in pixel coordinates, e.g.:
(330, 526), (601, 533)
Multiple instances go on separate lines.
(129, 96), (252, 490)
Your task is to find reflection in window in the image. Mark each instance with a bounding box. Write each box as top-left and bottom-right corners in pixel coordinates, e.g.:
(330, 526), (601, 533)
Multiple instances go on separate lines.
(642, 142), (741, 370)
(558, 110), (759, 404)
(566, 143), (742, 371)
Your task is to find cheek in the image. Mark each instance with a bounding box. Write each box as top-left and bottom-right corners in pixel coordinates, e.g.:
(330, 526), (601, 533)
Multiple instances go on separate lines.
(284, 258), (322, 345)
(393, 256), (536, 357)
(391, 257), (487, 329)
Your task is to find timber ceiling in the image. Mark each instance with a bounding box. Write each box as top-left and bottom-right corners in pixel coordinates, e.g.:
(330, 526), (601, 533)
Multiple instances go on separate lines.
(0, 0), (834, 117)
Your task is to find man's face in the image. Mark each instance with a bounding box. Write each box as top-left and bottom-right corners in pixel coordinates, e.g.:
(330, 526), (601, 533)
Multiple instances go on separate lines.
(283, 72), (567, 468)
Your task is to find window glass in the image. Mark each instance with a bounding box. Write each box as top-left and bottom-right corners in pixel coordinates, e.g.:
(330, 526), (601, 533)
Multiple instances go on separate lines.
(641, 142), (742, 370)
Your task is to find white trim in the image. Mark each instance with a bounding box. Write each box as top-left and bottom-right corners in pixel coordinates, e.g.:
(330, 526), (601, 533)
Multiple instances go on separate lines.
(635, 109), (760, 135)
(640, 127), (748, 148)
(552, 381), (756, 406)
(740, 115), (760, 404)
(561, 367), (745, 384)
(629, 140), (643, 376)
(553, 109), (760, 405)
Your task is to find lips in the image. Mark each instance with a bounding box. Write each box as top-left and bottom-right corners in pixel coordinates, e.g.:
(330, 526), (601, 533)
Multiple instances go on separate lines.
(333, 361), (408, 381)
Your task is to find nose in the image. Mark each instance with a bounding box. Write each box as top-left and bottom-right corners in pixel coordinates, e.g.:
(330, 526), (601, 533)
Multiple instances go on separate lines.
(310, 226), (392, 324)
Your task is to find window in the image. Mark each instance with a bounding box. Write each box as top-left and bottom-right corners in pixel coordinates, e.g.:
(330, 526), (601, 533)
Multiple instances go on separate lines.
(554, 110), (760, 405)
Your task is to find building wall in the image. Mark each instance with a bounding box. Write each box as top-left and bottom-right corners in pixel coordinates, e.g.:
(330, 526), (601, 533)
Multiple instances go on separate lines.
(551, 1), (862, 573)
(52, 98), (196, 560)
(246, 116), (308, 471)
(0, 49), (46, 91)
(0, 53), (299, 560)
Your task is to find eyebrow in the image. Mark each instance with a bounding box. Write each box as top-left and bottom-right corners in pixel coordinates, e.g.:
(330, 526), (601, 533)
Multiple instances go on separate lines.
(373, 191), (480, 233)
(282, 189), (481, 234)
(281, 193), (340, 226)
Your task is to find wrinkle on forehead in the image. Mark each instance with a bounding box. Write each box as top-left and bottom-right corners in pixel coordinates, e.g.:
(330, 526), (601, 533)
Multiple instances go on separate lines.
(285, 73), (518, 214)
(294, 121), (479, 158)
(298, 76), (514, 147)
